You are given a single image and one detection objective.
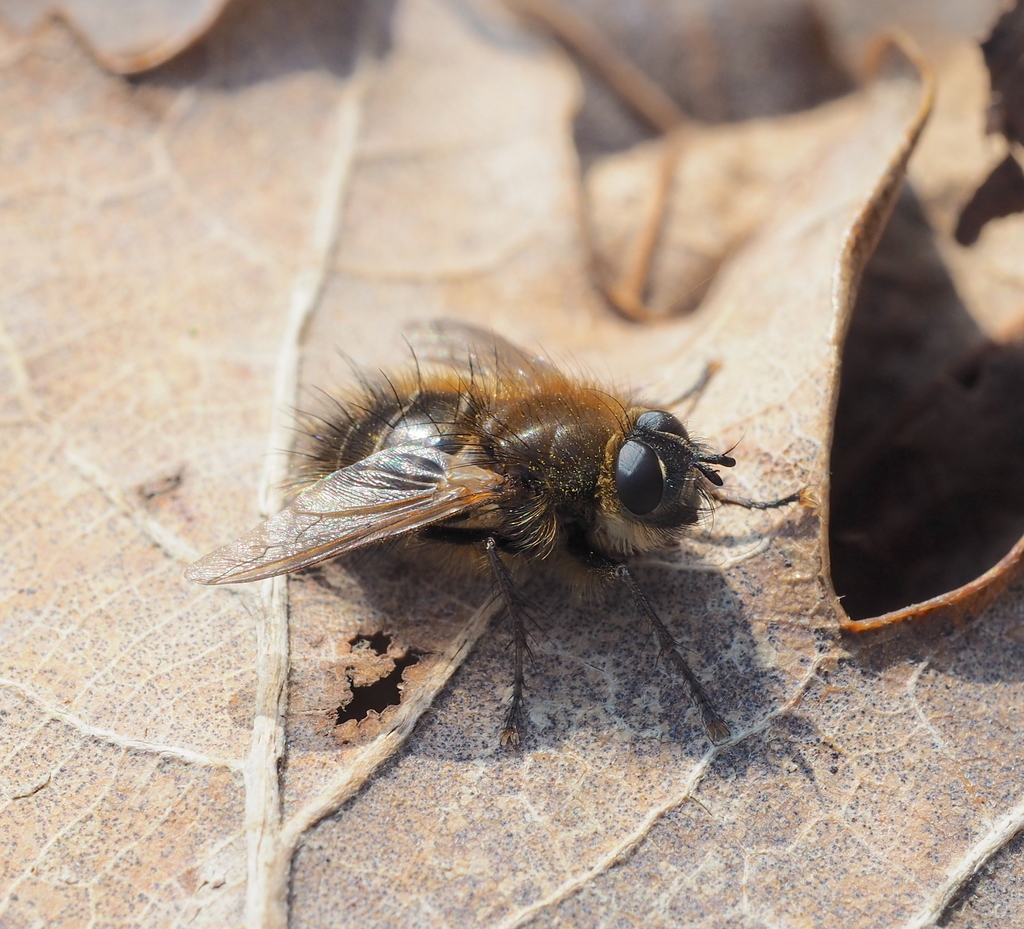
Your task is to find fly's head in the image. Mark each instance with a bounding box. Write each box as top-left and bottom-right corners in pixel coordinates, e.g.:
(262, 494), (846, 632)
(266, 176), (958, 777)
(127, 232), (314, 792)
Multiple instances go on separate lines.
(591, 409), (734, 559)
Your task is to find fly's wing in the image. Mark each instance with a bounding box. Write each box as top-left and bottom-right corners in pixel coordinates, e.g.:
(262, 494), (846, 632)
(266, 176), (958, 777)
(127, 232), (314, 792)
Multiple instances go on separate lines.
(404, 319), (554, 380)
(184, 445), (505, 585)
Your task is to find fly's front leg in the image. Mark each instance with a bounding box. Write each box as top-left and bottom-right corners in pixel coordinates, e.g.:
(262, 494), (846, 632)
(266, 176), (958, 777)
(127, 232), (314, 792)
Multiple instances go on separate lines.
(484, 537), (531, 747)
(614, 564), (732, 744)
(711, 488), (803, 510)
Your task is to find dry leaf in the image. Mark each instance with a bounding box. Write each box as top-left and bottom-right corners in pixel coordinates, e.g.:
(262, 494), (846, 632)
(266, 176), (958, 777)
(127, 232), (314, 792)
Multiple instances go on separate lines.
(3, 1), (1024, 928)
(0, 0), (232, 72)
(828, 38), (1024, 634)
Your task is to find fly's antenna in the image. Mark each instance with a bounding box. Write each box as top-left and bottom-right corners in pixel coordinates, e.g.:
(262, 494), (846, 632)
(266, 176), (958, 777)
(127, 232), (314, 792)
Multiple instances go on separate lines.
(693, 448), (737, 486)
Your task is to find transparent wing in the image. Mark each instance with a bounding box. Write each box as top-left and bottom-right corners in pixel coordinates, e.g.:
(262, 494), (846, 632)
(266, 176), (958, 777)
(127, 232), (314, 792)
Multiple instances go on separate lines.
(404, 318), (554, 379)
(185, 445), (505, 585)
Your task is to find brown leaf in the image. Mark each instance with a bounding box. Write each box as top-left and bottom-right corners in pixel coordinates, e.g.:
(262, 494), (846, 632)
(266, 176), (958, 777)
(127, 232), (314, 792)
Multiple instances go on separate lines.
(830, 40), (1024, 633)
(3, 2), (1024, 928)
(0, 0), (232, 73)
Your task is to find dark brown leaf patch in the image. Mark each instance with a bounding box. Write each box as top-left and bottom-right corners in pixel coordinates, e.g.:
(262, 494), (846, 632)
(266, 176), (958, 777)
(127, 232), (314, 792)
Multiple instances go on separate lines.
(981, 0), (1024, 145)
(955, 0), (1024, 244)
(955, 153), (1024, 246)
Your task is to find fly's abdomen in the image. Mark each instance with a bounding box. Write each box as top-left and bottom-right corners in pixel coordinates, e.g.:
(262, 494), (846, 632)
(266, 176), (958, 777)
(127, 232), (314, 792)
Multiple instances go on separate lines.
(296, 377), (480, 481)
(380, 389), (472, 456)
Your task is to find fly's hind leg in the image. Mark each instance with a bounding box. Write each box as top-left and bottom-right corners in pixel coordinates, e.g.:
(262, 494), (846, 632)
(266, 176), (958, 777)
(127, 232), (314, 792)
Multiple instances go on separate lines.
(614, 564), (731, 744)
(484, 537), (532, 747)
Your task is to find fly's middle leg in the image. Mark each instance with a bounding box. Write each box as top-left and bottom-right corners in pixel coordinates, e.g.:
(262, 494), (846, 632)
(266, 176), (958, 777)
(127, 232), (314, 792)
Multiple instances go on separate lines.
(614, 564), (732, 744)
(484, 537), (531, 747)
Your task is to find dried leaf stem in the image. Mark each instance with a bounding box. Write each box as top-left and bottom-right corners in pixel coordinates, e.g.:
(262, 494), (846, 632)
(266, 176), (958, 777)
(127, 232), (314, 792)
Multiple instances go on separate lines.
(504, 0), (685, 133)
(245, 61), (372, 929)
(902, 789), (1024, 928)
(505, 0), (692, 322)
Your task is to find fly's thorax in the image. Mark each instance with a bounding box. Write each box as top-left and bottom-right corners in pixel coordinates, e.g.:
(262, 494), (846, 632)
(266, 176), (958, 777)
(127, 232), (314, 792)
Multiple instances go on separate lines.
(481, 391), (620, 509)
(460, 385), (624, 559)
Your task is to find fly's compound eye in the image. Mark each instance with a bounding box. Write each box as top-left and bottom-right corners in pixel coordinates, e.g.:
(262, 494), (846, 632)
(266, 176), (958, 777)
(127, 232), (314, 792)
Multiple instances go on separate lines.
(615, 439), (665, 515)
(634, 410), (687, 436)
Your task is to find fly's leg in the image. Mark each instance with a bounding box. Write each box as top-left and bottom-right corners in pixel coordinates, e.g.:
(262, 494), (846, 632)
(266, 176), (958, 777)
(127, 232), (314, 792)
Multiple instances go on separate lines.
(485, 537), (531, 747)
(712, 488), (803, 510)
(614, 564), (731, 743)
(668, 360), (722, 416)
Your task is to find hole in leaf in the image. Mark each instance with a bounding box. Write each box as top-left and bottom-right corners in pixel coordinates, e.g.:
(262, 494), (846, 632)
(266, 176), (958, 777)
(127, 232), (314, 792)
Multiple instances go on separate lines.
(336, 633), (422, 724)
(351, 631), (392, 654)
